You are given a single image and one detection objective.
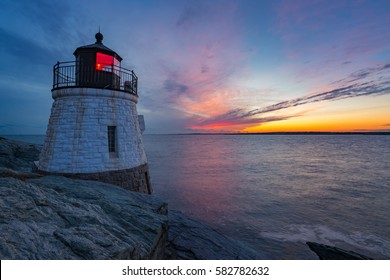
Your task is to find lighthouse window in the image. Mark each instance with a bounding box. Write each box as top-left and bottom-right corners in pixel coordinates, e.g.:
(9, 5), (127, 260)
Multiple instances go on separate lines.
(96, 52), (120, 71)
(108, 126), (117, 155)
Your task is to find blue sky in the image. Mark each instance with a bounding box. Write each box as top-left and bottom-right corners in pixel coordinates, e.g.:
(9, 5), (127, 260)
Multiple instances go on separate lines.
(1, 0), (389, 134)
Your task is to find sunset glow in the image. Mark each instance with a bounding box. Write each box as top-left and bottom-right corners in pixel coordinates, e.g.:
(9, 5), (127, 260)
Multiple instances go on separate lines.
(0, 0), (389, 134)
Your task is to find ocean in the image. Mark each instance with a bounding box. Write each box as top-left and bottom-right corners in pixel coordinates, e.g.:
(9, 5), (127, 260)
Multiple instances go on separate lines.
(4, 134), (390, 259)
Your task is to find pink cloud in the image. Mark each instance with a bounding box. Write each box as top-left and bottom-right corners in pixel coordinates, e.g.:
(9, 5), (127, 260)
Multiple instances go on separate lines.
(186, 62), (390, 132)
(136, 0), (390, 133)
(275, 0), (390, 65)
(142, 1), (254, 122)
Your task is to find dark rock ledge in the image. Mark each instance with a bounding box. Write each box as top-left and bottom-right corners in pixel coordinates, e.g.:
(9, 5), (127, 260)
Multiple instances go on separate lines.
(307, 242), (373, 260)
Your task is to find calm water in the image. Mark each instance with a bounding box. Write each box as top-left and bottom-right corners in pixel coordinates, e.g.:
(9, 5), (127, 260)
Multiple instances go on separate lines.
(4, 134), (390, 259)
(143, 134), (390, 259)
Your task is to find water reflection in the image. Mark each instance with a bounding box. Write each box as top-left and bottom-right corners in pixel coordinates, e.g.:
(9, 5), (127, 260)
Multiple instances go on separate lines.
(145, 135), (243, 225)
(144, 134), (390, 259)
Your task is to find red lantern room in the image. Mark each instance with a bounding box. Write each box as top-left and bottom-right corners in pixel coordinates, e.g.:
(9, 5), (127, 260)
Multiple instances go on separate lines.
(53, 32), (137, 95)
(73, 32), (122, 89)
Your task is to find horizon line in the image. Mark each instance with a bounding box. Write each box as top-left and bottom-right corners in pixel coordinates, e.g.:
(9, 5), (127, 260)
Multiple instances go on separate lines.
(2, 131), (390, 137)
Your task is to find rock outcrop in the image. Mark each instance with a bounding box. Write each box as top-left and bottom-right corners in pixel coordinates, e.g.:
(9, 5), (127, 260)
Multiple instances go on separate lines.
(0, 137), (41, 172)
(167, 210), (263, 259)
(0, 175), (168, 259)
(0, 137), (262, 259)
(307, 242), (373, 260)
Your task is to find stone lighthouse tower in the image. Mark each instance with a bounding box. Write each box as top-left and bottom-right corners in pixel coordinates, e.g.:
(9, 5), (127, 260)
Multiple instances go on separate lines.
(37, 32), (152, 194)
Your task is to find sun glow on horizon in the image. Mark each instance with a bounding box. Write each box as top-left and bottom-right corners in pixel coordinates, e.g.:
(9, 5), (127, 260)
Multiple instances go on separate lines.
(187, 94), (390, 133)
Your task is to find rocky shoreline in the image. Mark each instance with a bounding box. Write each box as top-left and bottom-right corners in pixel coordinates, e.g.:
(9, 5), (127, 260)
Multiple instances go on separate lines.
(0, 137), (263, 259)
(0, 137), (372, 260)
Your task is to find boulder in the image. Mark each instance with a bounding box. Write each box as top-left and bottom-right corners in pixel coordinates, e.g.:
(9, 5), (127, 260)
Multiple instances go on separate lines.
(307, 242), (372, 260)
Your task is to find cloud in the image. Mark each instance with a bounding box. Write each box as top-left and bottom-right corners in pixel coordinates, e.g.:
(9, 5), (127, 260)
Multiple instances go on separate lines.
(189, 108), (294, 129)
(1, 0), (86, 52)
(274, 0), (390, 84)
(176, 5), (201, 28)
(0, 27), (57, 65)
(163, 79), (189, 96)
(188, 63), (390, 131)
(331, 63), (390, 85)
(137, 1), (248, 125)
(201, 65), (210, 74)
(1, 0), (388, 135)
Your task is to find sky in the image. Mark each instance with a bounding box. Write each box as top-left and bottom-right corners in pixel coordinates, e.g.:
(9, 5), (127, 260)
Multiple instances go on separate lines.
(0, 0), (389, 134)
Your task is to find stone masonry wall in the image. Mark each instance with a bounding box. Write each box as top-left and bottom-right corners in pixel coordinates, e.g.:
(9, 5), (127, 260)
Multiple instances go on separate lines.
(38, 163), (153, 194)
(38, 88), (147, 173)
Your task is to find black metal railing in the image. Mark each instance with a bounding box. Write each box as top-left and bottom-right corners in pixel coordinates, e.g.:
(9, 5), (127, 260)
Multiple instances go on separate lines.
(53, 61), (138, 95)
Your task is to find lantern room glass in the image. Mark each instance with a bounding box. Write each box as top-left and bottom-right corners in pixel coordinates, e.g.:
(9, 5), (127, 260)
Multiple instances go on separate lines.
(96, 52), (120, 72)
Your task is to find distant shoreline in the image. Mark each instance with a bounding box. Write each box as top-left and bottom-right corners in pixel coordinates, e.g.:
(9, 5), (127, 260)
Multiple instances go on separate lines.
(150, 132), (390, 136)
(2, 131), (390, 139)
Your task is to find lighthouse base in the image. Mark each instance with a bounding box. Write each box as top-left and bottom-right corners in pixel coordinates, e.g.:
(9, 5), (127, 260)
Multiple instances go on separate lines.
(36, 164), (153, 194)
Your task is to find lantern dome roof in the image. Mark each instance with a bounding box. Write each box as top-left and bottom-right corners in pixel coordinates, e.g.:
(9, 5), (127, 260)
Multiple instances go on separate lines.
(73, 32), (122, 61)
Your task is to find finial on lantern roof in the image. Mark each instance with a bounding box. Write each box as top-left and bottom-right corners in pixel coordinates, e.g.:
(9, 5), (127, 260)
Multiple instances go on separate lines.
(95, 27), (103, 44)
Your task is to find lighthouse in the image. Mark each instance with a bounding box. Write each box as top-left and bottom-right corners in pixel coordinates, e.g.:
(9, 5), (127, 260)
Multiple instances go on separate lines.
(37, 32), (152, 194)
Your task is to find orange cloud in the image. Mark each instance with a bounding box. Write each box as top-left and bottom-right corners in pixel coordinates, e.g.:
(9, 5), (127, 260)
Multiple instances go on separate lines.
(183, 63), (390, 133)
